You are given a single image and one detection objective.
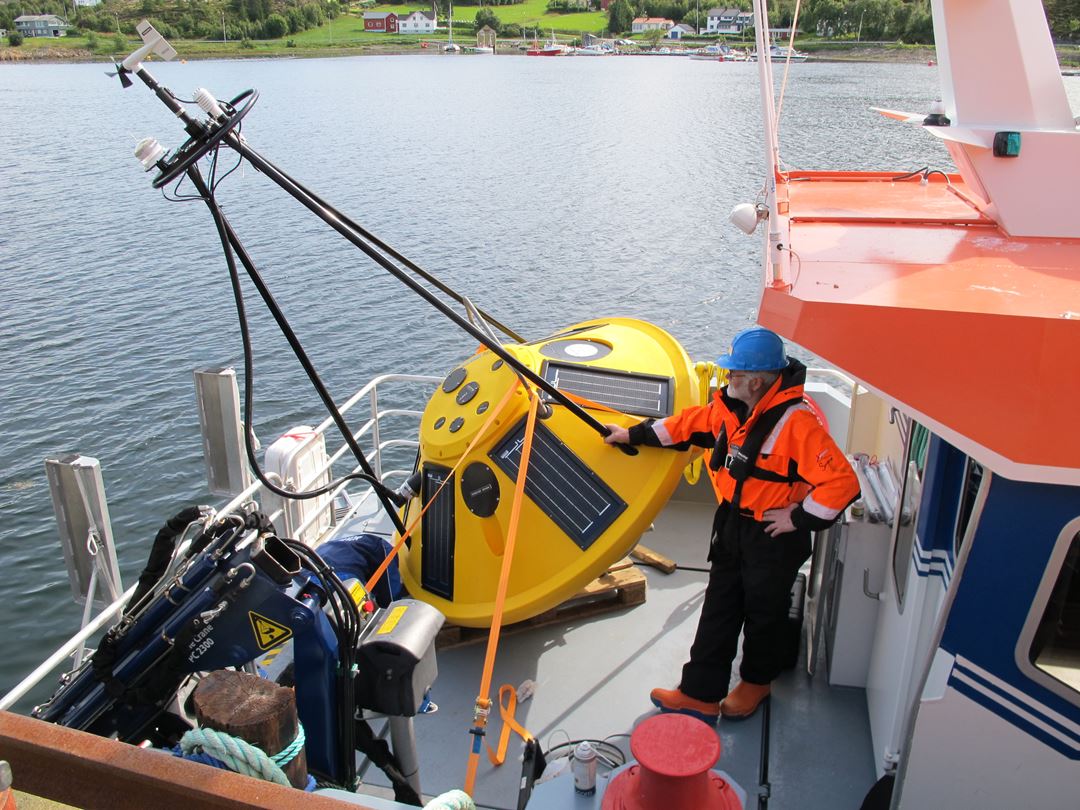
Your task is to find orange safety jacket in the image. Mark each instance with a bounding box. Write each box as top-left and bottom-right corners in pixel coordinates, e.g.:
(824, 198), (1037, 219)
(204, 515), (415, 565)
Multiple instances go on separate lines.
(627, 358), (859, 530)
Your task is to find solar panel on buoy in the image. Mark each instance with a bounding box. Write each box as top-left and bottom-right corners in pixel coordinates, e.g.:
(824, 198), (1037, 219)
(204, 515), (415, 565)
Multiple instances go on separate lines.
(490, 418), (627, 550)
(542, 362), (673, 418)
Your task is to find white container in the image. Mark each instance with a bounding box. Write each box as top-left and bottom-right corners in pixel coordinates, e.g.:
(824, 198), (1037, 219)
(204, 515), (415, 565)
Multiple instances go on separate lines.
(571, 741), (597, 795)
(261, 426), (332, 545)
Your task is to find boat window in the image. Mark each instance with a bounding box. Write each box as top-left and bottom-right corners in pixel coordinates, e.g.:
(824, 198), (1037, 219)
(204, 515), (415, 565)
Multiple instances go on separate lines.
(1027, 530), (1080, 698)
(954, 458), (984, 555)
(892, 422), (929, 610)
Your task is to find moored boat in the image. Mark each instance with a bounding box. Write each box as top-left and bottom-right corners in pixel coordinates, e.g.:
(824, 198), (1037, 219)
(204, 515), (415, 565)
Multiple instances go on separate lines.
(749, 43), (809, 61)
(527, 32), (570, 56)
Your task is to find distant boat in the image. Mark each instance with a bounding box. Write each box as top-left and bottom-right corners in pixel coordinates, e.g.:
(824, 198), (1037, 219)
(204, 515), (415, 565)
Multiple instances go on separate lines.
(690, 44), (746, 61)
(573, 44), (610, 56)
(527, 33), (570, 56)
(442, 0), (459, 52)
(749, 43), (809, 62)
(464, 45), (493, 54)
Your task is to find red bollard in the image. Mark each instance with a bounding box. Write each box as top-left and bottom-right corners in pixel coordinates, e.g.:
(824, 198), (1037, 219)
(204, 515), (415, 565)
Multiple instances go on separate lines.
(602, 714), (743, 810)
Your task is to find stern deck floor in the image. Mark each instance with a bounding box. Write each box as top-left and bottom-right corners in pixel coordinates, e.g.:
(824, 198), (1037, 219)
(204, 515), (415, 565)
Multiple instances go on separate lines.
(358, 494), (877, 810)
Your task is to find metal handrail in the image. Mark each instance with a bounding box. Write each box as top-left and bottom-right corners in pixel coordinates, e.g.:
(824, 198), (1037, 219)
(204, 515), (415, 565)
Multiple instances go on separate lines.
(218, 374), (437, 532)
(0, 373), (440, 711)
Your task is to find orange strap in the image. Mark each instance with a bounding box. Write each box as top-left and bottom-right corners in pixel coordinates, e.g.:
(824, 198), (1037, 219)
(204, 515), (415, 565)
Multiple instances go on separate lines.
(486, 683), (534, 766)
(362, 378), (521, 597)
(464, 389), (541, 796)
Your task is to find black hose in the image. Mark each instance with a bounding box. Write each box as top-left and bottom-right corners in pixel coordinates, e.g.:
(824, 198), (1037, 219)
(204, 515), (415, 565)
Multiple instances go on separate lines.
(187, 167), (407, 536)
(125, 505), (206, 616)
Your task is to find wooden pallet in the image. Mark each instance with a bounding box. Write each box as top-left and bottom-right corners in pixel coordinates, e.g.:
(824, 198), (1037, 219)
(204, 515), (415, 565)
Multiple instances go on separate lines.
(435, 558), (647, 649)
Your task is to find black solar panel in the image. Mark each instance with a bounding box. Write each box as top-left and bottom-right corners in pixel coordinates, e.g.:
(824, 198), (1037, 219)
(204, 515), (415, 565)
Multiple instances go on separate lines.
(420, 465), (455, 599)
(541, 362), (673, 418)
(489, 419), (627, 550)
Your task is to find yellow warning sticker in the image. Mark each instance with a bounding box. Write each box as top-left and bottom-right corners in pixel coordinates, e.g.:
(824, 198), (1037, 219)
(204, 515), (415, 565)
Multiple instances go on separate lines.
(348, 580), (366, 606)
(249, 611), (293, 651)
(377, 605), (407, 635)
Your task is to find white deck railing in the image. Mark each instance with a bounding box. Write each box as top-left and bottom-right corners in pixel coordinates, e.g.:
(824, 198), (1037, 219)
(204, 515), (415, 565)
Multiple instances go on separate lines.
(0, 372), (440, 711)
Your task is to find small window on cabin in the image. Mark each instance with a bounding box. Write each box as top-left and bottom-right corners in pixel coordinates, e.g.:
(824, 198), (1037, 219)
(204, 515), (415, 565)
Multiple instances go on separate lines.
(1029, 532), (1080, 697)
(954, 458), (984, 556)
(892, 421), (930, 610)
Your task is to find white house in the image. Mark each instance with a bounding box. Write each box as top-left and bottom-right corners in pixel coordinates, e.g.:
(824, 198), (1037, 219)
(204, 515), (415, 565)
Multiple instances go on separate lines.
(705, 7), (753, 35)
(398, 10), (436, 35)
(667, 23), (696, 39)
(631, 17), (674, 33)
(14, 14), (69, 38)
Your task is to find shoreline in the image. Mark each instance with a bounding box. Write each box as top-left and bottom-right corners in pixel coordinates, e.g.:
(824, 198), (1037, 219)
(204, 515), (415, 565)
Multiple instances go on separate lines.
(5, 41), (1077, 66)
(1, 44), (939, 65)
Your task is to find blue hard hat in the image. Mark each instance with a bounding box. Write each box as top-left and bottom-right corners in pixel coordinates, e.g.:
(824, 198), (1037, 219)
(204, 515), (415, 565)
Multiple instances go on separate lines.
(716, 327), (787, 371)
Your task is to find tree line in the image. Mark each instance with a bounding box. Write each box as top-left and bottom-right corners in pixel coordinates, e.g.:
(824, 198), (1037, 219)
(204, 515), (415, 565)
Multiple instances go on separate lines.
(4, 0), (1079, 43)
(1, 0), (340, 41)
(604, 0), (1080, 43)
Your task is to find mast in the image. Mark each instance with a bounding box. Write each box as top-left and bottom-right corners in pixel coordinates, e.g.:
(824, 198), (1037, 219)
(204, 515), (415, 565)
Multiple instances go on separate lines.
(750, 0), (788, 288)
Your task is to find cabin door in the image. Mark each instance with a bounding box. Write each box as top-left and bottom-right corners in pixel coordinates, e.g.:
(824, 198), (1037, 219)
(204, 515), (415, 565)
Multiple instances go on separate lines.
(896, 477), (1080, 809)
(864, 430), (967, 776)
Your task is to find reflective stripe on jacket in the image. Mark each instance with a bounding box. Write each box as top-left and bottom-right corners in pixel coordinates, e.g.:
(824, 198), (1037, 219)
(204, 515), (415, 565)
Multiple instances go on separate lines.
(628, 358), (859, 528)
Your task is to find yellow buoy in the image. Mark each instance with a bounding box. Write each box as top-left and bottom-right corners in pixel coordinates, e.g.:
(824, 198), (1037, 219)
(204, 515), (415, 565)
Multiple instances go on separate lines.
(398, 317), (698, 627)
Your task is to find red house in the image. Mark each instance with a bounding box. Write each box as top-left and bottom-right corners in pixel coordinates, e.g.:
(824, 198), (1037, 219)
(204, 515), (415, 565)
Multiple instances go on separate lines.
(363, 12), (399, 32)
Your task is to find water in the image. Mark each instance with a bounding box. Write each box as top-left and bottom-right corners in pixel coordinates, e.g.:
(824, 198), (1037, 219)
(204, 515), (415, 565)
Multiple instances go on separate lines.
(0, 54), (1071, 708)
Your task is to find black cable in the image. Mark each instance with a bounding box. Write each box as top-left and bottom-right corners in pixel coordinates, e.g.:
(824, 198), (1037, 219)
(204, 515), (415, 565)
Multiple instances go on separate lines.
(890, 166), (929, 181)
(281, 537), (360, 785)
(215, 130), (627, 447)
(758, 696), (772, 809)
(543, 738), (627, 769)
(133, 65), (631, 459)
(187, 167), (406, 531)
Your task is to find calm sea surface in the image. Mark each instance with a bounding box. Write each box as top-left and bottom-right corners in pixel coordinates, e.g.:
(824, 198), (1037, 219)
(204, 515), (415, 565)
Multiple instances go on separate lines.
(1, 55), (1076, 707)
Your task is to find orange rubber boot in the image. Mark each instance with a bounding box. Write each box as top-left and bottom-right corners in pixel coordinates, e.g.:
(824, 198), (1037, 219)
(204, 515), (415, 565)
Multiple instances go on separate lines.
(719, 681), (770, 720)
(649, 687), (720, 725)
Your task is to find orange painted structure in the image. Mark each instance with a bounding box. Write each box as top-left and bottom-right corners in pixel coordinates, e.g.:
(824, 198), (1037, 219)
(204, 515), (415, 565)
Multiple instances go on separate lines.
(757, 171), (1080, 482)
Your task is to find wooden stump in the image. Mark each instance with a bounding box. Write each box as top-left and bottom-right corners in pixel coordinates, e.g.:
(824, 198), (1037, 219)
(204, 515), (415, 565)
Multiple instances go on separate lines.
(192, 670), (308, 789)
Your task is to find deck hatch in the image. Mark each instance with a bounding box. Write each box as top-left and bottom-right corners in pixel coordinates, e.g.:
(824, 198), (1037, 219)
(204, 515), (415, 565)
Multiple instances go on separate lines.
(420, 464), (454, 599)
(489, 419), (627, 550)
(540, 362), (673, 418)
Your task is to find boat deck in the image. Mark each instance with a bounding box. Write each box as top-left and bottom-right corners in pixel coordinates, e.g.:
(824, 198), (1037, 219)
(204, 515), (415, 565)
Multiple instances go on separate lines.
(354, 483), (877, 810)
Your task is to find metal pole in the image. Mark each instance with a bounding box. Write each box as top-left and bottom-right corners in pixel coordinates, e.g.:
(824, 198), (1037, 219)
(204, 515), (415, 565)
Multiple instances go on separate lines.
(751, 0), (788, 289)
(389, 716), (422, 796)
(222, 133), (616, 440)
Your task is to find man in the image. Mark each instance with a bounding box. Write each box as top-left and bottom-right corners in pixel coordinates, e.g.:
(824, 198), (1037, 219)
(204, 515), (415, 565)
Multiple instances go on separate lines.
(604, 327), (859, 723)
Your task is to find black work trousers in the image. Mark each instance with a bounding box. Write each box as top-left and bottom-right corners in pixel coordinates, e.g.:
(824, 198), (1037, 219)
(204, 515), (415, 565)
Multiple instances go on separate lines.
(679, 501), (812, 703)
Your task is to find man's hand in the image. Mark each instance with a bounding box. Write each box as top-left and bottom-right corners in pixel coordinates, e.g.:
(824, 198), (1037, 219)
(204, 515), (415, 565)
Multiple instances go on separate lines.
(604, 424), (630, 445)
(762, 503), (797, 536)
